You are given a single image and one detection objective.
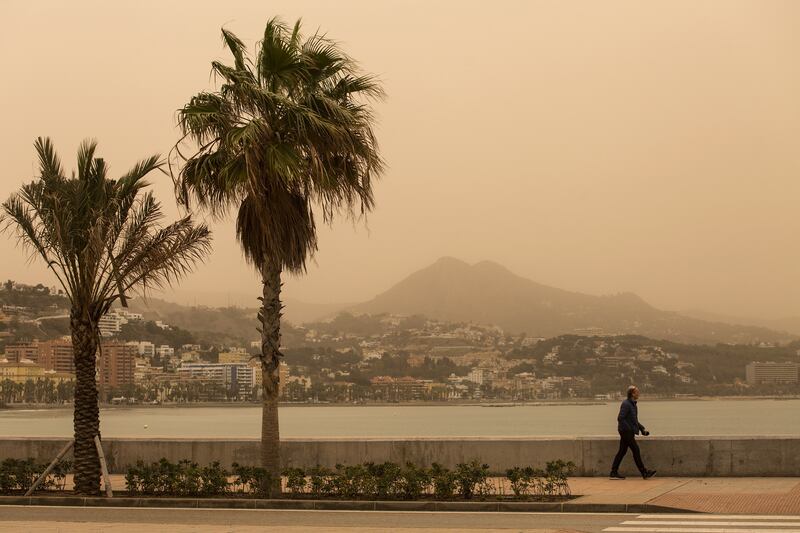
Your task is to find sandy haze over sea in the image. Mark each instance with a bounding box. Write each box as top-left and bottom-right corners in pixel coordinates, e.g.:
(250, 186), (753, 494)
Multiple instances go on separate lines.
(1, 1), (799, 319)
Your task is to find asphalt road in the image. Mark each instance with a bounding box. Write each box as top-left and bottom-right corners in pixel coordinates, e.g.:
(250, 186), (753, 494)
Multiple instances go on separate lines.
(0, 506), (631, 532)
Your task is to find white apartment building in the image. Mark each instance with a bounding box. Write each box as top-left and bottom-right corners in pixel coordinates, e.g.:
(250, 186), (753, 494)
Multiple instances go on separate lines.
(156, 345), (175, 358)
(178, 362), (256, 398)
(98, 309), (143, 337)
(126, 341), (154, 357)
(466, 367), (490, 385)
(745, 361), (799, 385)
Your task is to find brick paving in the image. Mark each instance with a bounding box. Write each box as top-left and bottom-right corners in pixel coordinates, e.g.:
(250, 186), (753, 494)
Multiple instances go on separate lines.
(650, 478), (800, 514)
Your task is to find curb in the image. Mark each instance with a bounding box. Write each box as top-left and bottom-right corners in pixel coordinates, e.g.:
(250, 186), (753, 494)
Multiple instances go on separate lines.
(0, 496), (694, 513)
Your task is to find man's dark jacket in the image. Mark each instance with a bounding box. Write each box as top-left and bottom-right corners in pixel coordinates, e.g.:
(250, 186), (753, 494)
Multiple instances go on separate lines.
(617, 398), (645, 434)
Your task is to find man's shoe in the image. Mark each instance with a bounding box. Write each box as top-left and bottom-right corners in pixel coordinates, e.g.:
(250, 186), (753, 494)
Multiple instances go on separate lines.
(642, 469), (657, 479)
(609, 471), (625, 480)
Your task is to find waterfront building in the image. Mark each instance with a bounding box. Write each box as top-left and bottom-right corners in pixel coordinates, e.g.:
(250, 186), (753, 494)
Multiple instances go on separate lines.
(369, 376), (427, 401)
(98, 342), (136, 388)
(0, 359), (45, 383)
(745, 361), (799, 385)
(4, 342), (39, 363)
(178, 362), (256, 399)
(37, 339), (74, 373)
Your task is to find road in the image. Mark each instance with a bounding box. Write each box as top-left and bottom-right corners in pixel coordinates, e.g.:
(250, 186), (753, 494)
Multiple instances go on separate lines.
(0, 507), (629, 532)
(1, 507), (799, 532)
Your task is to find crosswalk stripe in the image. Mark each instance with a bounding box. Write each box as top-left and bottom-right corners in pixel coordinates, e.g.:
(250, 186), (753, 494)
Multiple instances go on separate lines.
(603, 526), (800, 533)
(623, 522), (800, 527)
(639, 516), (800, 521)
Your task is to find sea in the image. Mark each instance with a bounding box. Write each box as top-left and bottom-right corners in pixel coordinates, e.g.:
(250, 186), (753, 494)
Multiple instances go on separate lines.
(0, 399), (798, 438)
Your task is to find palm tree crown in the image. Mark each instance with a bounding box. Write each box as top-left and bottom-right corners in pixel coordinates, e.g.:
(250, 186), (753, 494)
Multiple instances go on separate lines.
(3, 137), (211, 316)
(173, 17), (384, 272)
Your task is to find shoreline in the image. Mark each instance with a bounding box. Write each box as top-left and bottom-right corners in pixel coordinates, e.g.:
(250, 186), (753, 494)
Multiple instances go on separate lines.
(1, 395), (799, 411)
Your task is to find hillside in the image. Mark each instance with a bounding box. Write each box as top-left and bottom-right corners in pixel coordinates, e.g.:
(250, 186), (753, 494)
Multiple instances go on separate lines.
(352, 257), (794, 344)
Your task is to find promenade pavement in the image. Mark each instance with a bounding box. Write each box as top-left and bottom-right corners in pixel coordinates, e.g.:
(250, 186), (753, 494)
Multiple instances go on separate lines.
(568, 477), (800, 514)
(59, 475), (800, 515)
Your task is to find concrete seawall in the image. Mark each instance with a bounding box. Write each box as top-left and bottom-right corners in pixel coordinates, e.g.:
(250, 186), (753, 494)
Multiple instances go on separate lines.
(1, 437), (798, 476)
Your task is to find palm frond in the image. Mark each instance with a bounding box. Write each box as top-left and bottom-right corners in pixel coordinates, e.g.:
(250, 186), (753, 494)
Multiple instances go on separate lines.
(173, 17), (384, 273)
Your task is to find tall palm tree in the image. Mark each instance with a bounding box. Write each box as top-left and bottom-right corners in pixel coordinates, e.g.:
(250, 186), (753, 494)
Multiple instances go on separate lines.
(1, 137), (212, 495)
(173, 18), (383, 490)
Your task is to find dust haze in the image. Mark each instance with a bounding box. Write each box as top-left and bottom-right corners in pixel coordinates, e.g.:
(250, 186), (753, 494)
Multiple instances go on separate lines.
(2, 0), (799, 320)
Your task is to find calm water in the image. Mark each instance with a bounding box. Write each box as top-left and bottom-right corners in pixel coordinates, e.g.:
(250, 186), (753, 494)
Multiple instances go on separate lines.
(0, 400), (798, 438)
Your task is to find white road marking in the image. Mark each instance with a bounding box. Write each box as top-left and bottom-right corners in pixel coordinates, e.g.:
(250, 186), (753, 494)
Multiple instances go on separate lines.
(623, 522), (800, 527)
(605, 528), (800, 533)
(639, 516), (800, 521)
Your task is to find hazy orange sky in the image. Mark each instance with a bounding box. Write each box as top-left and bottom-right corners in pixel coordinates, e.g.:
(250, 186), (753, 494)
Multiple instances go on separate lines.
(2, 0), (799, 319)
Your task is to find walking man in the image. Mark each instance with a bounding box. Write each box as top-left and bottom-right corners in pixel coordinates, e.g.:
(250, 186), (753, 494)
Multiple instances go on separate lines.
(610, 385), (657, 479)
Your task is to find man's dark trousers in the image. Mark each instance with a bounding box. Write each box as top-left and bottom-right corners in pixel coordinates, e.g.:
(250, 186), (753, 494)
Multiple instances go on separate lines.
(611, 430), (645, 473)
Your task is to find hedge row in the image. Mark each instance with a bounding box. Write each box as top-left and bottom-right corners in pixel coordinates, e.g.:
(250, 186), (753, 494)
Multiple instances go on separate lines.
(0, 458), (72, 492)
(0, 458), (574, 500)
(128, 459), (574, 500)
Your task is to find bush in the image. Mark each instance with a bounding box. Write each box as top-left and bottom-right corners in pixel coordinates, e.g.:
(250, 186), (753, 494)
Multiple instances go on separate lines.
(429, 463), (457, 499)
(125, 459), (230, 496)
(542, 459), (574, 497)
(332, 463), (370, 499)
(454, 460), (491, 499)
(308, 465), (334, 497)
(282, 467), (306, 495)
(231, 462), (271, 497)
(505, 460), (575, 499)
(506, 466), (539, 497)
(0, 458), (71, 493)
(364, 462), (402, 499)
(200, 462), (230, 496)
(397, 462), (430, 500)
(1, 455), (575, 500)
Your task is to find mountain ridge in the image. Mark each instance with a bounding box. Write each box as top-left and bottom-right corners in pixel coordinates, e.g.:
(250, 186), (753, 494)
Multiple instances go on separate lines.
(351, 257), (794, 344)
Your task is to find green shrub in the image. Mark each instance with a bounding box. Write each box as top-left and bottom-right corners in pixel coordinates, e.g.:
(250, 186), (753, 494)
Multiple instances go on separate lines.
(542, 459), (574, 496)
(364, 462), (402, 499)
(398, 462), (430, 500)
(454, 460), (491, 499)
(200, 461), (230, 496)
(0, 458), (73, 494)
(429, 463), (457, 499)
(231, 462), (270, 497)
(308, 465), (334, 497)
(506, 466), (539, 497)
(282, 467), (306, 496)
(331, 463), (368, 499)
(119, 457), (573, 500)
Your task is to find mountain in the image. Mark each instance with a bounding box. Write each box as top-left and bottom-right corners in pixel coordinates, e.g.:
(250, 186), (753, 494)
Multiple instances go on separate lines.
(351, 257), (795, 344)
(681, 309), (800, 337)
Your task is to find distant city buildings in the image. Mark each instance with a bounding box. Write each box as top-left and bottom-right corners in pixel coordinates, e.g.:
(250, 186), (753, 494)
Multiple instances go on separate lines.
(37, 339), (75, 373)
(98, 309), (143, 337)
(4, 342), (39, 363)
(178, 362), (257, 399)
(98, 342), (136, 388)
(745, 362), (799, 385)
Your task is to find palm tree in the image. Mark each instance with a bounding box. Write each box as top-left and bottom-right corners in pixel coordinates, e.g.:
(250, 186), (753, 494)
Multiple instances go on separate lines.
(173, 18), (383, 491)
(1, 137), (212, 495)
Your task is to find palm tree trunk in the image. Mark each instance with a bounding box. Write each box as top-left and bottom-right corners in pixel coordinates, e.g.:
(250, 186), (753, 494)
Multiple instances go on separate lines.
(71, 306), (101, 495)
(259, 263), (282, 496)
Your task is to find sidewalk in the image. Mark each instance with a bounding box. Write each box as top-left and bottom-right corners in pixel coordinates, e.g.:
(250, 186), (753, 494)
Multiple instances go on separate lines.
(568, 477), (800, 514)
(59, 475), (800, 515)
